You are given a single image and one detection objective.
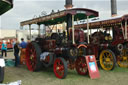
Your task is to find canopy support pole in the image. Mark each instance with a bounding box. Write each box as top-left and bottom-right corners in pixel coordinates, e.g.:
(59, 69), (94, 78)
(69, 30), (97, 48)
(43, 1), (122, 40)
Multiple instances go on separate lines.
(29, 24), (32, 40)
(121, 23), (125, 39)
(87, 16), (90, 44)
(56, 25), (57, 33)
(38, 24), (41, 36)
(72, 15), (75, 44)
(125, 20), (127, 40)
(90, 29), (92, 36)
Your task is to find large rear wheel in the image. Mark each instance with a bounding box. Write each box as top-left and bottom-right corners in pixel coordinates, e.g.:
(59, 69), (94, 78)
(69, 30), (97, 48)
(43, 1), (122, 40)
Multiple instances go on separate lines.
(99, 49), (116, 70)
(26, 42), (42, 71)
(75, 56), (88, 75)
(53, 57), (67, 79)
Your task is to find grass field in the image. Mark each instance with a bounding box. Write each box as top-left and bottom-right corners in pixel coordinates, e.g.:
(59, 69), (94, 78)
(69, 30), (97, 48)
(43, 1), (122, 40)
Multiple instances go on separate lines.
(3, 66), (128, 85)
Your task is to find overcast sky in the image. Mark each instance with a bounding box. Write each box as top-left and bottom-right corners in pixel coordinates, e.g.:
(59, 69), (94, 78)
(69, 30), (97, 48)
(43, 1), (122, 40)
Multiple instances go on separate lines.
(0, 0), (128, 29)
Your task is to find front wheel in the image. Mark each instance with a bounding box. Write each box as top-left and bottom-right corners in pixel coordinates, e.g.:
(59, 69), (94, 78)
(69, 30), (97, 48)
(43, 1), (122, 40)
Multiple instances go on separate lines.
(75, 56), (88, 75)
(99, 49), (116, 70)
(0, 67), (4, 83)
(53, 57), (67, 79)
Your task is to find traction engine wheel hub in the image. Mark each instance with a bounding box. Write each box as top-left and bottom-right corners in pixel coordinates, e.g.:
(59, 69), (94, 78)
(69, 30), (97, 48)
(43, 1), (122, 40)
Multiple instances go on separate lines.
(105, 58), (111, 62)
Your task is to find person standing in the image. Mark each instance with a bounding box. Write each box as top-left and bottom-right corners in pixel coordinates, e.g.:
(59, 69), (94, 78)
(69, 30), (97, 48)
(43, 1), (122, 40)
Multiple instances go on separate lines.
(19, 38), (27, 49)
(19, 38), (27, 64)
(14, 41), (20, 67)
(1, 41), (7, 57)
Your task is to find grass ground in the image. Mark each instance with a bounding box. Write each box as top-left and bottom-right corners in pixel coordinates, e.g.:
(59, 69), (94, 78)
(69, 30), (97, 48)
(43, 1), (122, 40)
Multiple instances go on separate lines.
(2, 52), (128, 85)
(3, 66), (128, 85)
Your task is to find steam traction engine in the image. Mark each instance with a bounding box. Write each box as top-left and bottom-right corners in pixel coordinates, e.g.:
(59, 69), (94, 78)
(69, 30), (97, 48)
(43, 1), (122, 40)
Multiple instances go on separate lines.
(20, 8), (99, 79)
(75, 14), (128, 69)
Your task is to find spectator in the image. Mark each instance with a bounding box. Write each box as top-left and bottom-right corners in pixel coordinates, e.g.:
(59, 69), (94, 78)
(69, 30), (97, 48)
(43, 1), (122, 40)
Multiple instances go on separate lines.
(19, 38), (27, 65)
(19, 38), (27, 49)
(14, 41), (20, 67)
(1, 40), (7, 57)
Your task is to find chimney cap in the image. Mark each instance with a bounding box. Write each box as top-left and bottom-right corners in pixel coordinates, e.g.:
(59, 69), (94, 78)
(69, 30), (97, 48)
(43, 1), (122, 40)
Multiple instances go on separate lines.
(65, 0), (73, 9)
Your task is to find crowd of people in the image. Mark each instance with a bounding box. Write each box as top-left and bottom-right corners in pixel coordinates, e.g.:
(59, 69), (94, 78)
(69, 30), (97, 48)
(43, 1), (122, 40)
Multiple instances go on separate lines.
(0, 38), (28, 67)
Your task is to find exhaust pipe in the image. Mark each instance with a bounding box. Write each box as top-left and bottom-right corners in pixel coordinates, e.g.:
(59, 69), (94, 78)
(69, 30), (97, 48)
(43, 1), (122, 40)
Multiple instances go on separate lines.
(65, 0), (73, 9)
(111, 0), (117, 17)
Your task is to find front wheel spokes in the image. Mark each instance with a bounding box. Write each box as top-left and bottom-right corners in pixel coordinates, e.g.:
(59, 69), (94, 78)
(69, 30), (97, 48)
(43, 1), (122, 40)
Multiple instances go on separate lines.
(75, 57), (88, 75)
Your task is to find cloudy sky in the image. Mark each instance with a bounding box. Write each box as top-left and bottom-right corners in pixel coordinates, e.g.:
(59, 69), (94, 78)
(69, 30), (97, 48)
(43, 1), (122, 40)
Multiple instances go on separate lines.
(0, 0), (128, 29)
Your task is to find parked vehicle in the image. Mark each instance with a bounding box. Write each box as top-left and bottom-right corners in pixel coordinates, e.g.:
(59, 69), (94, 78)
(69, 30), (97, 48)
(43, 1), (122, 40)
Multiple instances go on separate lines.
(20, 8), (99, 79)
(75, 14), (128, 69)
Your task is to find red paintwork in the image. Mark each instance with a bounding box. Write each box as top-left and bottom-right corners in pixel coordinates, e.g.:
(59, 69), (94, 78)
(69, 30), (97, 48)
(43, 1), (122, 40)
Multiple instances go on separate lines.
(86, 55), (100, 79)
(26, 43), (36, 71)
(111, 27), (127, 46)
(42, 40), (56, 51)
(86, 45), (99, 58)
(53, 58), (65, 79)
(69, 29), (85, 43)
(75, 57), (88, 75)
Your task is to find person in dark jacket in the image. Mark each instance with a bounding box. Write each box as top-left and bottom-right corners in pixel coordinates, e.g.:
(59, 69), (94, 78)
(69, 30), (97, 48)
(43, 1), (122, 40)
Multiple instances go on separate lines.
(14, 41), (20, 67)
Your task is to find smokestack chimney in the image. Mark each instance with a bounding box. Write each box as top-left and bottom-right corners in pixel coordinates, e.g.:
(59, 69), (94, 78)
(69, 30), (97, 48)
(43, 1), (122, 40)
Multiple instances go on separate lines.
(111, 0), (117, 17)
(65, 0), (73, 9)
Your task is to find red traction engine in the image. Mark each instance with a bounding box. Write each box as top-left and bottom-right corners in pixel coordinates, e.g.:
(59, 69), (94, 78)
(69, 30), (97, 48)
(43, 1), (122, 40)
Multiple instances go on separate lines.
(21, 8), (99, 79)
(26, 29), (87, 79)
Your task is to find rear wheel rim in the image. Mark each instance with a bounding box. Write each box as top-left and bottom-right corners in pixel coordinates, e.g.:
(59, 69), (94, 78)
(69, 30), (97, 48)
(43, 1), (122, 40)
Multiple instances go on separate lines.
(100, 50), (114, 70)
(53, 58), (65, 79)
(75, 57), (88, 75)
(26, 43), (37, 71)
(117, 49), (128, 67)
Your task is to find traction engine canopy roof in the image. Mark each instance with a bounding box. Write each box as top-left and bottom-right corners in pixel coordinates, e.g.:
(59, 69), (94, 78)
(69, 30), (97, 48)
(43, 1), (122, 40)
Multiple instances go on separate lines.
(20, 8), (99, 26)
(75, 14), (128, 29)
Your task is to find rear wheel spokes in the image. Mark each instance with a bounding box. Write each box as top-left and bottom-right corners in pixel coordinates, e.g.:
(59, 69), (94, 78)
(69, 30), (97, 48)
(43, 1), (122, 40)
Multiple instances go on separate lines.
(100, 50), (116, 70)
